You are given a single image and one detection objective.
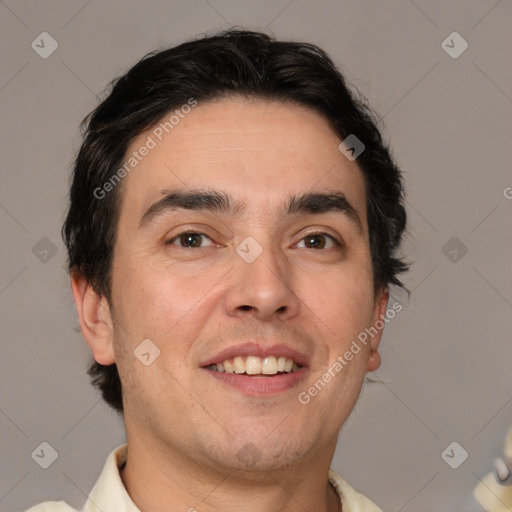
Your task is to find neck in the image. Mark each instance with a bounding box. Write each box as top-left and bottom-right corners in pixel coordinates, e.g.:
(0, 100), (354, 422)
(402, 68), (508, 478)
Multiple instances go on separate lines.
(119, 435), (341, 512)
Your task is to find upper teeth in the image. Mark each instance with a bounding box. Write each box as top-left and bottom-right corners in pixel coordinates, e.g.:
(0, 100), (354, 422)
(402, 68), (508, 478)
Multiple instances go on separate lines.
(208, 356), (300, 375)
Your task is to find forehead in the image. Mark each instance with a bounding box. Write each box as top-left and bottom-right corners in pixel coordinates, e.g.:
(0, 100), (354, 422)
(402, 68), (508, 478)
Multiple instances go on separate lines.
(118, 96), (367, 225)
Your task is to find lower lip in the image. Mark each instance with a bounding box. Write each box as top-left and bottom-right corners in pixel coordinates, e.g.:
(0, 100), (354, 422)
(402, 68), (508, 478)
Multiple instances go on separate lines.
(204, 368), (308, 395)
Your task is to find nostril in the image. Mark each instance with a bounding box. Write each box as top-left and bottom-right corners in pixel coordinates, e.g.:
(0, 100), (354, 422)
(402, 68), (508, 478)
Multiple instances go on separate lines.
(240, 305), (252, 311)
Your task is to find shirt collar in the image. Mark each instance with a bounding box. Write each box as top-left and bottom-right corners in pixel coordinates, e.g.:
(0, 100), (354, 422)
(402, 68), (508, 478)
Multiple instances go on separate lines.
(83, 444), (140, 512)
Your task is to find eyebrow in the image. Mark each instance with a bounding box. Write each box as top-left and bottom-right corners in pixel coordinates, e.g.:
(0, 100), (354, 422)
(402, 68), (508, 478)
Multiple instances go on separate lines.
(138, 189), (362, 233)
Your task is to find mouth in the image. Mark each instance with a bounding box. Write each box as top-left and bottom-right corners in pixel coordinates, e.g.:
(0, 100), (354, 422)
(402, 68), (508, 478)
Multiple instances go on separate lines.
(207, 355), (302, 376)
(200, 344), (309, 396)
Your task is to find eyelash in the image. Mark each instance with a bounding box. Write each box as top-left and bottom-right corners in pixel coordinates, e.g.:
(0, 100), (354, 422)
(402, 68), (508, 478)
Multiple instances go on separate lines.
(295, 231), (341, 249)
(166, 230), (342, 249)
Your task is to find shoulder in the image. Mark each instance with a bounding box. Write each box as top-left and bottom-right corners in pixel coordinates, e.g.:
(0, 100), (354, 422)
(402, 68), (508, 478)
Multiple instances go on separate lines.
(24, 444), (130, 512)
(25, 500), (78, 512)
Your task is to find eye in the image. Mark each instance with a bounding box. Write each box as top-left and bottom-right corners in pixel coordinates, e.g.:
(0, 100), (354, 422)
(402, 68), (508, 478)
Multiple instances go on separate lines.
(167, 231), (215, 248)
(296, 232), (340, 250)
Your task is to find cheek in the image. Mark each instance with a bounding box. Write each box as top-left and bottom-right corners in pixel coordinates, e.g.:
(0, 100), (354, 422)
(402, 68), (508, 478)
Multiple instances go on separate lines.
(112, 248), (225, 342)
(302, 262), (375, 338)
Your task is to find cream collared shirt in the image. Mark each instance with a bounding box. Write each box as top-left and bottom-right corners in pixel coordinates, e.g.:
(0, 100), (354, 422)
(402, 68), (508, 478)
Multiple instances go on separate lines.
(26, 444), (382, 512)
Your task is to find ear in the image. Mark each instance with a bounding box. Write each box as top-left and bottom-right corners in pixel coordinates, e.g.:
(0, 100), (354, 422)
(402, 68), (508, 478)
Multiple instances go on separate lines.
(71, 272), (115, 365)
(366, 288), (390, 372)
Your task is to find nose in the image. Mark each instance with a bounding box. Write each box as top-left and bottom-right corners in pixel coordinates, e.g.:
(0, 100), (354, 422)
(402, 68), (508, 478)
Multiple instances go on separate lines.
(224, 239), (301, 322)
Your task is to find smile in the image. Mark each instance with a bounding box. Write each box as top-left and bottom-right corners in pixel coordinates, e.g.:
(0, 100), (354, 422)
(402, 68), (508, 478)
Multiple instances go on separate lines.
(207, 355), (302, 375)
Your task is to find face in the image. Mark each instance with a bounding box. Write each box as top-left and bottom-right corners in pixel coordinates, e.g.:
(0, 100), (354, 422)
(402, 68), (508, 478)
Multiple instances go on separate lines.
(82, 97), (388, 473)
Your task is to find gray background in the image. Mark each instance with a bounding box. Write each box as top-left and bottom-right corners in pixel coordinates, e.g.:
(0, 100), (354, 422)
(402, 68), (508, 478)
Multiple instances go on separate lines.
(1, 1), (511, 511)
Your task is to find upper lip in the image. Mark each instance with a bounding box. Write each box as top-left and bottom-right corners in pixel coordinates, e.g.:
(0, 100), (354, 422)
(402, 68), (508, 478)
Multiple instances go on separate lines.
(200, 342), (310, 368)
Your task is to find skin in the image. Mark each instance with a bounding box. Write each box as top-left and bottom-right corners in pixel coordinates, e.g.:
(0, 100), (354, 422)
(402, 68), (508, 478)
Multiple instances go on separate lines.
(72, 96), (389, 512)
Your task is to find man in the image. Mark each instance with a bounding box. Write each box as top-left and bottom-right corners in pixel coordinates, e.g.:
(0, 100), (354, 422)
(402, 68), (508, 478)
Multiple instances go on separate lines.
(28, 29), (408, 512)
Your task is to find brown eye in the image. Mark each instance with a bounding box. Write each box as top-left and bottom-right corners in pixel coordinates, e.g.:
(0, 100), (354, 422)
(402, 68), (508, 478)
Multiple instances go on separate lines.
(168, 232), (213, 248)
(296, 233), (338, 249)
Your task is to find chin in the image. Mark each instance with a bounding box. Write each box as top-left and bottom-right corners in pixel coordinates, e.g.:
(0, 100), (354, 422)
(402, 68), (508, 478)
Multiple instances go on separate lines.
(222, 430), (314, 473)
(224, 448), (308, 475)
